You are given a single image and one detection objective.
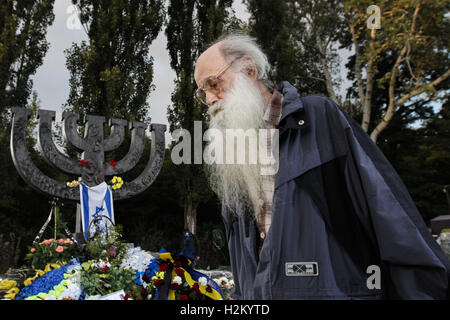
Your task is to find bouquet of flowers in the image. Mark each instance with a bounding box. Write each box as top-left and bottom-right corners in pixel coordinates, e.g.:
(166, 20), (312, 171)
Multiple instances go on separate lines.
(213, 274), (235, 300)
(14, 259), (82, 300)
(124, 251), (223, 300)
(25, 238), (79, 270)
(79, 259), (135, 297)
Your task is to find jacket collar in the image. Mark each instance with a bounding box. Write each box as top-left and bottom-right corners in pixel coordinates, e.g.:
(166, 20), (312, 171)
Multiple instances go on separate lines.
(275, 81), (308, 131)
(275, 81), (305, 123)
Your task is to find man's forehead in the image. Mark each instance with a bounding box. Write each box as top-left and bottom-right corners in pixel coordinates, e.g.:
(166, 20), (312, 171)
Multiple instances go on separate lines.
(194, 42), (227, 85)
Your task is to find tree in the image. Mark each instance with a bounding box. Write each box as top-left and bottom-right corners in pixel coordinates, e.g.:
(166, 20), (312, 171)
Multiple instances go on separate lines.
(0, 0), (55, 116)
(245, 0), (335, 97)
(64, 0), (165, 122)
(291, 0), (348, 104)
(0, 1), (55, 267)
(165, 0), (234, 234)
(345, 0), (450, 142)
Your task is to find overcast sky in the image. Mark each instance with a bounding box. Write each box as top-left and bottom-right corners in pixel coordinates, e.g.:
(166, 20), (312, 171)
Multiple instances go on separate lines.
(31, 0), (350, 146)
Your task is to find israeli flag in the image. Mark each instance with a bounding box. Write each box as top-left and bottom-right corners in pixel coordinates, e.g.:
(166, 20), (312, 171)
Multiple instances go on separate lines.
(79, 182), (115, 240)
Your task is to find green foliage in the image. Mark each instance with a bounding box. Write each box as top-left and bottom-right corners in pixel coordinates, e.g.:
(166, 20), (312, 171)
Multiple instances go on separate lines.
(245, 0), (331, 95)
(25, 238), (79, 270)
(80, 261), (136, 297)
(84, 225), (129, 268)
(81, 225), (136, 296)
(344, 0), (450, 134)
(64, 0), (165, 122)
(379, 98), (450, 221)
(0, 0), (55, 115)
(165, 0), (234, 232)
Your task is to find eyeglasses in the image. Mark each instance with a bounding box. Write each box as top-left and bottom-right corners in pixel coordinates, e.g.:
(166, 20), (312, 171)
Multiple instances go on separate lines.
(194, 57), (240, 106)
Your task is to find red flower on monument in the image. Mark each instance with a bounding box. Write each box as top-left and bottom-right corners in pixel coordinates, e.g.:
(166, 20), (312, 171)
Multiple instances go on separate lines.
(110, 159), (117, 167)
(80, 160), (89, 166)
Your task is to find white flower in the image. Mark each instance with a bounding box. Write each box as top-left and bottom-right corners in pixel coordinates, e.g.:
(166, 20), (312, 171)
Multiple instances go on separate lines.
(119, 247), (154, 272)
(173, 276), (183, 285)
(198, 277), (208, 286)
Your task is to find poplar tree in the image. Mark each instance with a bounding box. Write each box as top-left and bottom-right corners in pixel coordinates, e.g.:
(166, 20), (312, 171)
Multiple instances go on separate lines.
(165, 0), (233, 234)
(64, 0), (165, 122)
(245, 0), (328, 96)
(0, 0), (55, 116)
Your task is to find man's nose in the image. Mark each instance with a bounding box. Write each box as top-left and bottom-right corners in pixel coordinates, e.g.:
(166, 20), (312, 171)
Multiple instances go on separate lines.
(206, 90), (220, 106)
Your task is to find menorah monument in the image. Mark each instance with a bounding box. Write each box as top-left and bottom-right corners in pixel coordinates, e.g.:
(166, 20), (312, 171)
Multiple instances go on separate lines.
(10, 107), (166, 240)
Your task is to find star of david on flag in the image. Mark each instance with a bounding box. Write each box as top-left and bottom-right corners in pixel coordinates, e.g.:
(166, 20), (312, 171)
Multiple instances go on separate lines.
(79, 182), (115, 240)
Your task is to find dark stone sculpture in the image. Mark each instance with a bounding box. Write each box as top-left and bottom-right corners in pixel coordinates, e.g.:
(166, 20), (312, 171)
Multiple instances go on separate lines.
(10, 107), (166, 201)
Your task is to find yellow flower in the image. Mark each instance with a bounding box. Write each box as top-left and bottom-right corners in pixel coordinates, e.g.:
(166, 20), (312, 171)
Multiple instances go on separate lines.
(37, 270), (46, 277)
(111, 176), (124, 190)
(5, 287), (20, 300)
(82, 261), (93, 271)
(0, 279), (17, 290)
(24, 273), (39, 286)
(37, 292), (48, 299)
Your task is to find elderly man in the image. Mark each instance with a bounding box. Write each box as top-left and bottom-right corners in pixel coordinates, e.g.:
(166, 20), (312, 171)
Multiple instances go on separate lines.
(194, 34), (450, 300)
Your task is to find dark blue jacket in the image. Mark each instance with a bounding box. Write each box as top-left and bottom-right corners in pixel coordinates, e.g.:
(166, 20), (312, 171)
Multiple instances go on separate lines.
(222, 81), (450, 300)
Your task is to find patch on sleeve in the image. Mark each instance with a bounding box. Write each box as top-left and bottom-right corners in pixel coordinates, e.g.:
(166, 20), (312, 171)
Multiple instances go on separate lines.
(285, 262), (319, 276)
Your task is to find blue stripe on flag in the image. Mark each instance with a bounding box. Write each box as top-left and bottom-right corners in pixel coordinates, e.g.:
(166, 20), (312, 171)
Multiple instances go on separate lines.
(105, 187), (112, 220)
(82, 184), (90, 240)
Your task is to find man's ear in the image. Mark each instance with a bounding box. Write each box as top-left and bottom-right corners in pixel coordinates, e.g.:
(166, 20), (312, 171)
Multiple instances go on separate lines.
(240, 55), (258, 80)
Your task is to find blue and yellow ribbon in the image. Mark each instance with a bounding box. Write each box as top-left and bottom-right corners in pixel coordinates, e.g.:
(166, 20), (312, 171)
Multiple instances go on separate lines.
(157, 252), (223, 300)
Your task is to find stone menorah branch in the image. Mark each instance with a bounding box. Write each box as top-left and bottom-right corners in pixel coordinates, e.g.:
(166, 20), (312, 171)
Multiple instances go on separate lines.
(10, 107), (166, 201)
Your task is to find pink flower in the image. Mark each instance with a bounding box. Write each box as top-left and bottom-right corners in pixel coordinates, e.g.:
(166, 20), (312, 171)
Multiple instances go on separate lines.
(30, 248), (36, 253)
(58, 239), (65, 244)
(42, 240), (52, 245)
(55, 246), (64, 253)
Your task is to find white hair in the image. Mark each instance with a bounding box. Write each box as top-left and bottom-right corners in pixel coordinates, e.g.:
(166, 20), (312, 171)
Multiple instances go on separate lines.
(215, 34), (273, 89)
(206, 72), (268, 221)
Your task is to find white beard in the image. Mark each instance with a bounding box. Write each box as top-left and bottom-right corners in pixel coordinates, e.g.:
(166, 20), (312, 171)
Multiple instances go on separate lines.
(206, 73), (268, 220)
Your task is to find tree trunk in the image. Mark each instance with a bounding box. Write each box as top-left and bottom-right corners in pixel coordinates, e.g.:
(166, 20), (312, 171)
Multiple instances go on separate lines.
(315, 33), (339, 104)
(361, 28), (376, 132)
(184, 196), (198, 235)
